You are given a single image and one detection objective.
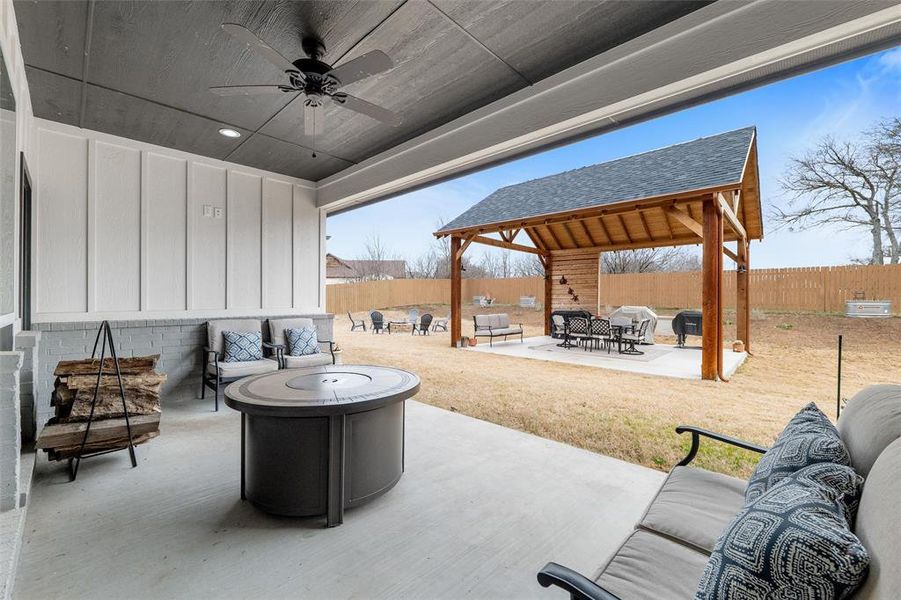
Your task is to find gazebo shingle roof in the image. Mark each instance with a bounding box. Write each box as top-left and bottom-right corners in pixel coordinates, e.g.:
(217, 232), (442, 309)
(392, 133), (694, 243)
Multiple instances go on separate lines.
(438, 127), (755, 234)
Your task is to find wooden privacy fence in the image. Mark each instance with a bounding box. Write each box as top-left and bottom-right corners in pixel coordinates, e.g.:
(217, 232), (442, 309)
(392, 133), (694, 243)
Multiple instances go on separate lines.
(599, 265), (901, 314)
(326, 277), (544, 314)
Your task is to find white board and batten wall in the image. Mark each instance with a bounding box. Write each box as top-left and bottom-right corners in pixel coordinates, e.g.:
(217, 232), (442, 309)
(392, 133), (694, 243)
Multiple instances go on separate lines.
(32, 118), (325, 323)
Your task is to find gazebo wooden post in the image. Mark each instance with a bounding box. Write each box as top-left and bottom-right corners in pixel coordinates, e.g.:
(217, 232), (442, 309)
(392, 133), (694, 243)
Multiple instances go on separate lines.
(701, 198), (722, 380)
(450, 236), (462, 347)
(736, 238), (750, 352)
(543, 253), (553, 335)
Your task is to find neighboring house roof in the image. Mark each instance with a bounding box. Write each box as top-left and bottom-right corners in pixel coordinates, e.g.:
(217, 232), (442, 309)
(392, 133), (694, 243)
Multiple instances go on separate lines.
(326, 254), (407, 280)
(437, 127), (756, 233)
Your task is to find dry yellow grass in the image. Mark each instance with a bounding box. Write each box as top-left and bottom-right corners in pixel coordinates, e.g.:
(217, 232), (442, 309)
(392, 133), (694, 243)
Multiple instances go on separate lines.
(334, 306), (901, 478)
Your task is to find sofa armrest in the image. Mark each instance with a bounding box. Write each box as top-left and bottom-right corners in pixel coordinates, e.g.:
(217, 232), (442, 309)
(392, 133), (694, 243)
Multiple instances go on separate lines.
(262, 341), (284, 367)
(537, 563), (621, 600)
(675, 425), (768, 466)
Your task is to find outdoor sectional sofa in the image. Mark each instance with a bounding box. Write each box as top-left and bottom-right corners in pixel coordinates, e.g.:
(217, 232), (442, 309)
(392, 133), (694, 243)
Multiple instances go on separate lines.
(538, 384), (901, 599)
(473, 314), (524, 346)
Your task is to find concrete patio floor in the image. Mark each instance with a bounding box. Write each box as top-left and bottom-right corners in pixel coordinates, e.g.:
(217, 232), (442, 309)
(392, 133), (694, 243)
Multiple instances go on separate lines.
(15, 393), (663, 599)
(468, 336), (747, 380)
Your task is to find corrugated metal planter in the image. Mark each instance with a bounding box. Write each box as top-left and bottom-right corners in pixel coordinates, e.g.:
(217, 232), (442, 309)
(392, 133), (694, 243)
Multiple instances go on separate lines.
(845, 300), (892, 318)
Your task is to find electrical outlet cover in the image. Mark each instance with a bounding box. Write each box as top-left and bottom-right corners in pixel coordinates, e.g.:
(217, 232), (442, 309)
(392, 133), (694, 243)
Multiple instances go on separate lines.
(214, 207), (224, 218)
(202, 205), (213, 217)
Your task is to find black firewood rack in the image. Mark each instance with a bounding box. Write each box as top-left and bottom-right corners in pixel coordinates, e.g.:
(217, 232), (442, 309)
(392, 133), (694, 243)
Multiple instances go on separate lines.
(68, 320), (138, 481)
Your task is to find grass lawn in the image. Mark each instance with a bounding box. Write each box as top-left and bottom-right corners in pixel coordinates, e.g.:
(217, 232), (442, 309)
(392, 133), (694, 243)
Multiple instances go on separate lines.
(333, 306), (900, 478)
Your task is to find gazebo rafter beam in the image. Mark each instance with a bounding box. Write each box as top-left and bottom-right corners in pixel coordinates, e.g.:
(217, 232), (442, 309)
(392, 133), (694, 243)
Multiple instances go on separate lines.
(467, 234), (546, 256)
(659, 206), (674, 239)
(560, 222), (580, 248)
(616, 214), (633, 244)
(717, 191), (747, 240)
(637, 211), (653, 240)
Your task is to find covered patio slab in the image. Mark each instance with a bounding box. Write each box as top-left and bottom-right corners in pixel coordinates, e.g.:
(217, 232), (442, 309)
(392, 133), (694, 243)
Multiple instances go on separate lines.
(15, 396), (662, 599)
(469, 337), (747, 380)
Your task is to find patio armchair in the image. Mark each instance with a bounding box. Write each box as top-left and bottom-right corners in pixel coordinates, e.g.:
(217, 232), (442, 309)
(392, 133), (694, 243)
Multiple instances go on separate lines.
(432, 315), (449, 332)
(348, 312), (366, 332)
(412, 313), (433, 335)
(267, 317), (336, 369)
(588, 317), (613, 353)
(473, 314), (523, 346)
(567, 316), (591, 350)
(370, 310), (390, 334)
(619, 318), (650, 355)
(200, 318), (279, 411)
(538, 384), (901, 599)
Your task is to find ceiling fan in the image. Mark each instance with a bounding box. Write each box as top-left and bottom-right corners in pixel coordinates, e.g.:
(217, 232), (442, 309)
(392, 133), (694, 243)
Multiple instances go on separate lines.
(210, 23), (402, 139)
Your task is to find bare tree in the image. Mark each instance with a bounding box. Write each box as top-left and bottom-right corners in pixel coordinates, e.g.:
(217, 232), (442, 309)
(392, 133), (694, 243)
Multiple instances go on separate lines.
(512, 253), (545, 277)
(774, 117), (901, 264)
(601, 247), (700, 273)
(352, 234), (403, 281)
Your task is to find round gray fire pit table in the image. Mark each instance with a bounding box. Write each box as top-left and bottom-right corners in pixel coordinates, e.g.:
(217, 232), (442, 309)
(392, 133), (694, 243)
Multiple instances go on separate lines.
(224, 364), (420, 526)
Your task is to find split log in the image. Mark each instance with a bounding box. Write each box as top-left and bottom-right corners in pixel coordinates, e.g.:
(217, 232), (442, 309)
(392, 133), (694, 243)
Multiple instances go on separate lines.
(54, 372), (166, 421)
(36, 414), (160, 450)
(48, 432), (159, 461)
(54, 355), (160, 377)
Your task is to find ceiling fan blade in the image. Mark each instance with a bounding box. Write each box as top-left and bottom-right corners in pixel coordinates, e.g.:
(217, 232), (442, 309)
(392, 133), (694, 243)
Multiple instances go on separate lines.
(326, 50), (393, 87)
(332, 93), (402, 126)
(304, 102), (324, 137)
(221, 23), (299, 74)
(209, 85), (287, 96)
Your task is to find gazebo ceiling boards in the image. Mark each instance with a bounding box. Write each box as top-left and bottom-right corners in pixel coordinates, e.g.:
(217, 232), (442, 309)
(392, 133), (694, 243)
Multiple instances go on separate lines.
(436, 127), (761, 380)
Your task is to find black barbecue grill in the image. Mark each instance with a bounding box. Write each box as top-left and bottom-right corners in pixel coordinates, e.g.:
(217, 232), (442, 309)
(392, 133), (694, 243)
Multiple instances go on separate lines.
(672, 310), (702, 348)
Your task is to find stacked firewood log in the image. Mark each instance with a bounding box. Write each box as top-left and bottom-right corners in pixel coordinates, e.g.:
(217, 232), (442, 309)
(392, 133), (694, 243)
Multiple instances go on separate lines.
(36, 355), (166, 460)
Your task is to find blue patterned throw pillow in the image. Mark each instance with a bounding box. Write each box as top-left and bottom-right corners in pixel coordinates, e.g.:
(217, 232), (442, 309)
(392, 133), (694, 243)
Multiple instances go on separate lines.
(222, 331), (263, 362)
(696, 463), (868, 600)
(285, 327), (320, 356)
(745, 403), (850, 503)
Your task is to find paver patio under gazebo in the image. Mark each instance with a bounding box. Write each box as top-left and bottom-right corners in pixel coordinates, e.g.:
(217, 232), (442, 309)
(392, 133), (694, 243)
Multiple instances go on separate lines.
(435, 127), (764, 380)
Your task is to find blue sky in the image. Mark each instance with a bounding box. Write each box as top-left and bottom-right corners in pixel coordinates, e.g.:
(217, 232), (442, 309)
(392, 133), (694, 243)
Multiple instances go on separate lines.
(327, 46), (901, 268)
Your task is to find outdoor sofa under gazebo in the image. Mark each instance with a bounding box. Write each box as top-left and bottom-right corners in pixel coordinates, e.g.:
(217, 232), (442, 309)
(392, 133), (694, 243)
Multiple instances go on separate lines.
(435, 127), (764, 380)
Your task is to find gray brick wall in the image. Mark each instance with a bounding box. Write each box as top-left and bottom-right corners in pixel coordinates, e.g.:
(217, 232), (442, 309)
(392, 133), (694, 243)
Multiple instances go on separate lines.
(31, 314), (334, 431)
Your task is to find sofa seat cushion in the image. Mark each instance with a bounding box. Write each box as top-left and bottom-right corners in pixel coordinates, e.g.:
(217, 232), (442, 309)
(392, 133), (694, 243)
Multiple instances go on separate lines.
(638, 466), (746, 554)
(474, 326), (521, 336)
(283, 353), (333, 369)
(208, 359), (278, 379)
(745, 402), (850, 503)
(595, 529), (709, 600)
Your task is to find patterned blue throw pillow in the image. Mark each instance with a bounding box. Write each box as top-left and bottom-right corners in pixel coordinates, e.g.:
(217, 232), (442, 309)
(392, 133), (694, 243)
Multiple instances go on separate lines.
(285, 327), (320, 356)
(745, 403), (850, 503)
(696, 463), (868, 600)
(222, 331), (263, 362)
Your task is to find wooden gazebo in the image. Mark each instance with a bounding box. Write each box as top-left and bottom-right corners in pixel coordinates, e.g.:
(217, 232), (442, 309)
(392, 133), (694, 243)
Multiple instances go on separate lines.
(434, 127), (763, 380)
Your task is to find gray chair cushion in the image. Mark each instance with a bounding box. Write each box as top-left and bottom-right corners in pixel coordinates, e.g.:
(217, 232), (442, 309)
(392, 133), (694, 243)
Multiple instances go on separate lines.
(697, 464), (868, 600)
(854, 437), (901, 599)
(269, 317), (316, 347)
(838, 384), (901, 477)
(595, 529), (709, 600)
(474, 314), (492, 329)
(745, 402), (850, 503)
(208, 358), (278, 379)
(207, 319), (263, 355)
(496, 314), (510, 328)
(474, 326), (521, 337)
(638, 466), (746, 554)
(283, 353), (333, 369)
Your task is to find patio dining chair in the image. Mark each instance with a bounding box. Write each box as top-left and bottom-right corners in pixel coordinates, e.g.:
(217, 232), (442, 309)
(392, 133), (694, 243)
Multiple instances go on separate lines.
(407, 308), (420, 325)
(432, 315), (449, 332)
(412, 314), (433, 335)
(348, 312), (366, 332)
(620, 318), (651, 355)
(589, 317), (613, 353)
(552, 314), (571, 348)
(568, 316), (591, 350)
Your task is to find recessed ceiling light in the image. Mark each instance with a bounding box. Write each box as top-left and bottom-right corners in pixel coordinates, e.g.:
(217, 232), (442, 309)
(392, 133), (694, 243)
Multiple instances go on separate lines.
(218, 128), (241, 138)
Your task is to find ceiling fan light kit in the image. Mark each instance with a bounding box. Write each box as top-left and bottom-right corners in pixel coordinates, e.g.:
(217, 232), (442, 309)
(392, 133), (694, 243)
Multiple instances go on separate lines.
(211, 23), (403, 157)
